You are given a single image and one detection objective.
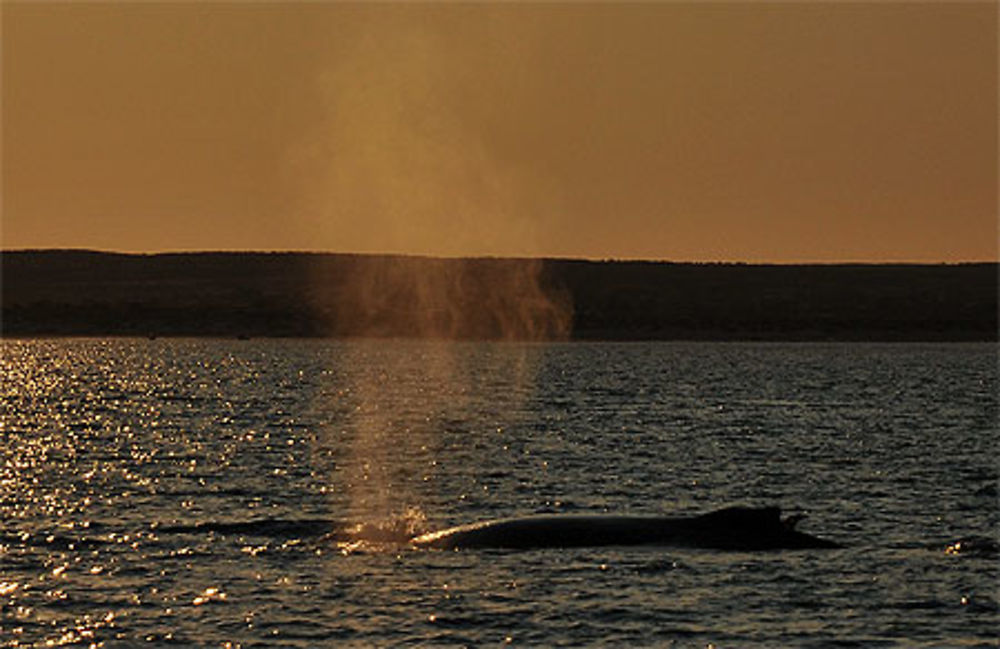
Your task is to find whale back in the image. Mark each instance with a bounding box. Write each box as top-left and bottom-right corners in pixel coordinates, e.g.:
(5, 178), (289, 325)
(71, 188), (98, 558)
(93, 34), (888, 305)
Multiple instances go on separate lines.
(411, 506), (841, 550)
(411, 515), (669, 549)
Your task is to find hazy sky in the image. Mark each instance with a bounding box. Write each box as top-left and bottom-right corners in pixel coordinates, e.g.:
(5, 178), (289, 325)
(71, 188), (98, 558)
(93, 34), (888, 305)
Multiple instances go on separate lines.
(3, 2), (996, 262)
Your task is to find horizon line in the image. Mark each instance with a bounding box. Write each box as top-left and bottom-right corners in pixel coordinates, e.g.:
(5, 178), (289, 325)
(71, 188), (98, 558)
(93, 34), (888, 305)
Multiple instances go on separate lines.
(2, 247), (998, 267)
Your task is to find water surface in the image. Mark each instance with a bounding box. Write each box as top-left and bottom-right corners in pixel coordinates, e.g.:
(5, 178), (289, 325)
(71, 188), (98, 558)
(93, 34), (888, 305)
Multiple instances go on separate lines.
(1, 340), (996, 646)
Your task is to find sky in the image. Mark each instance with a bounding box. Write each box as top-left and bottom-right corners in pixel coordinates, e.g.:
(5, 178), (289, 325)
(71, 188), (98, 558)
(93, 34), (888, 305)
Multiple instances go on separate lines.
(2, 2), (997, 262)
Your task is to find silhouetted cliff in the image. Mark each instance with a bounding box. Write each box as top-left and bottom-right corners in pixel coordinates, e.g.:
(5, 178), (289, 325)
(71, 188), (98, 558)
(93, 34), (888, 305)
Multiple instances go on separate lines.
(2, 250), (996, 341)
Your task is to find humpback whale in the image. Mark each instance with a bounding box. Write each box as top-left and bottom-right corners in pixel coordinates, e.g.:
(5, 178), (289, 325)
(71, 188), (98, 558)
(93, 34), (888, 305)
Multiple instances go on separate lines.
(410, 506), (841, 551)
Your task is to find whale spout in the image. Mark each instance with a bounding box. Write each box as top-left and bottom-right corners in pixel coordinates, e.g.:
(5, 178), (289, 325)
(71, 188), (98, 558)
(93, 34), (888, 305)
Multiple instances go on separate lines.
(410, 506), (842, 551)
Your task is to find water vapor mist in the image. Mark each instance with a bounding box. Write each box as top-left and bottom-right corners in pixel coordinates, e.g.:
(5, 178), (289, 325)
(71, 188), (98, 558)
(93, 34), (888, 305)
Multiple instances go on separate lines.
(313, 256), (570, 530)
(323, 256), (571, 341)
(285, 5), (561, 259)
(291, 10), (573, 529)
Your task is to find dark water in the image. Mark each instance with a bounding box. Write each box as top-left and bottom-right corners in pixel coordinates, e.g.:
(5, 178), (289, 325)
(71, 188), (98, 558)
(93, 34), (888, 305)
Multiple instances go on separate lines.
(2, 339), (996, 647)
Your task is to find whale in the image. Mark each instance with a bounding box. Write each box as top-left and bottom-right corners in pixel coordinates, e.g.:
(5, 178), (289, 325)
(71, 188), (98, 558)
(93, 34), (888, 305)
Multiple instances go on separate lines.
(410, 506), (841, 551)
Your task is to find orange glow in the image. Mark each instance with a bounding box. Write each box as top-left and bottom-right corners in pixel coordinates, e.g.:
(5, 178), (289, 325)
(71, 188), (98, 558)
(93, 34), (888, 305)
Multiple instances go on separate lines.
(2, 3), (996, 262)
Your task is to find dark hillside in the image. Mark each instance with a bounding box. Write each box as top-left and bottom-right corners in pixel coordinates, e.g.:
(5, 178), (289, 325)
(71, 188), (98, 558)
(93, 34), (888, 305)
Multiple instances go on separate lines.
(2, 250), (996, 341)
(553, 260), (997, 340)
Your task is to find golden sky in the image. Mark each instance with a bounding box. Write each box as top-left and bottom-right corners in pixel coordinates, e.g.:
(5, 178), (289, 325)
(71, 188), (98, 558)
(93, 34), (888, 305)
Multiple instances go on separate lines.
(2, 2), (997, 262)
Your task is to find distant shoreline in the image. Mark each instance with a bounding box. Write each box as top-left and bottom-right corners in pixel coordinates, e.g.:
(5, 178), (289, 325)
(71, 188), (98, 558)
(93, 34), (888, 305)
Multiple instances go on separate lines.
(3, 335), (996, 346)
(3, 247), (996, 266)
(3, 250), (996, 342)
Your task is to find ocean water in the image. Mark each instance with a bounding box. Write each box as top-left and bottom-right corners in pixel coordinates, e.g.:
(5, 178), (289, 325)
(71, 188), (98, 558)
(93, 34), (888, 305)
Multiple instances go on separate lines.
(1, 339), (996, 647)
